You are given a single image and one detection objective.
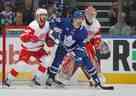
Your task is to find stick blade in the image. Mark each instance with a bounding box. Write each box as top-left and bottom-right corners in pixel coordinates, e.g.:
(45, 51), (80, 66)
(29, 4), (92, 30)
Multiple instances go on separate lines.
(99, 85), (114, 90)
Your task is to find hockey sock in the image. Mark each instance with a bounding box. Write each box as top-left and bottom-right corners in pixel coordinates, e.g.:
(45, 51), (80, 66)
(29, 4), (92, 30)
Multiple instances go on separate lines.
(7, 69), (18, 80)
(47, 67), (56, 80)
(33, 65), (47, 79)
(91, 73), (101, 85)
(38, 65), (47, 73)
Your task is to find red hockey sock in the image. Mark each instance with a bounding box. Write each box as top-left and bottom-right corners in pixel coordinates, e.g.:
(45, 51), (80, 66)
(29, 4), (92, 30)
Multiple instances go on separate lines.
(10, 69), (18, 77)
(38, 65), (47, 73)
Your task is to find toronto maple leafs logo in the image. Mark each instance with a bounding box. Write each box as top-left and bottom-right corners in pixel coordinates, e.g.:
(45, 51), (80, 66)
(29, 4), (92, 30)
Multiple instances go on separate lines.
(63, 35), (75, 47)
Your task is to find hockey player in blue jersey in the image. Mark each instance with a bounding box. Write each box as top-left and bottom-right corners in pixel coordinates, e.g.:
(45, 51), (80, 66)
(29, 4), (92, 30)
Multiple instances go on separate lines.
(46, 10), (101, 88)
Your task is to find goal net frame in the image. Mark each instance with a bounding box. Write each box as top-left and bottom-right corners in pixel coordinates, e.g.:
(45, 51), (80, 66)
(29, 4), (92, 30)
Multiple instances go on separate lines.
(2, 25), (26, 86)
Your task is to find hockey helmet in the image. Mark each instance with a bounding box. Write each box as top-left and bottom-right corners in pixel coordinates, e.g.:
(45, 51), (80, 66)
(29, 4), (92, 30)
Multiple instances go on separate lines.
(35, 8), (48, 16)
(35, 8), (48, 27)
(72, 10), (84, 19)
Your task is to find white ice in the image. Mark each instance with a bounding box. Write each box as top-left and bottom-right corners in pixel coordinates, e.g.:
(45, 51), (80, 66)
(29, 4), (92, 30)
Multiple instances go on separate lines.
(0, 84), (136, 96)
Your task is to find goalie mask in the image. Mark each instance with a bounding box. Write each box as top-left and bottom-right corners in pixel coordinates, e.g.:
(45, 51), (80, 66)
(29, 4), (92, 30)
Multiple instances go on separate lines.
(35, 8), (48, 28)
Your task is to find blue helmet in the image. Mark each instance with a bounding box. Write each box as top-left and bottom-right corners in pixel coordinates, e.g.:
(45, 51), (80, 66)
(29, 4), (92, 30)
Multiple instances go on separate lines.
(72, 10), (84, 19)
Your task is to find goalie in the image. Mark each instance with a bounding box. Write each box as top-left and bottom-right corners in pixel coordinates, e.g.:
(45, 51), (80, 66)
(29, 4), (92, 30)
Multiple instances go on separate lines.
(4, 8), (54, 87)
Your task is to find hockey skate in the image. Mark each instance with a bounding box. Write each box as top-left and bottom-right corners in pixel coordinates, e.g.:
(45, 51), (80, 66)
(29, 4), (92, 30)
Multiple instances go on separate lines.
(4, 78), (12, 87)
(93, 79), (114, 90)
(90, 74), (114, 90)
(46, 77), (65, 88)
(45, 68), (65, 88)
(32, 76), (41, 86)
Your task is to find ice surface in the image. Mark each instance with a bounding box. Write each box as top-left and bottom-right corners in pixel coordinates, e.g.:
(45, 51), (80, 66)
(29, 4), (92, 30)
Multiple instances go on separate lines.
(0, 84), (136, 96)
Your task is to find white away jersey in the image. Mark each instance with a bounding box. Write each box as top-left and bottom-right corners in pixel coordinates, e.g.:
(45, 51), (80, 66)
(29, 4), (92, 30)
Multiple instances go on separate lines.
(82, 18), (101, 36)
(21, 20), (50, 51)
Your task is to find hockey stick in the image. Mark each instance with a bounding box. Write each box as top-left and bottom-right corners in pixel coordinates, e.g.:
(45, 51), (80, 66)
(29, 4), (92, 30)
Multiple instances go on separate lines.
(84, 43), (114, 90)
(98, 84), (114, 90)
(77, 80), (114, 90)
(80, 68), (114, 90)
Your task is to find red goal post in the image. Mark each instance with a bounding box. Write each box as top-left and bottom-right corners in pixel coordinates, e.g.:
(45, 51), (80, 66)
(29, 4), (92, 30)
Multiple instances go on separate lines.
(1, 25), (26, 85)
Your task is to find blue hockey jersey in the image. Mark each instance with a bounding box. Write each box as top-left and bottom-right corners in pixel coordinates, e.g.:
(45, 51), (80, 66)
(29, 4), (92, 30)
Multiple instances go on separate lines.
(50, 17), (88, 50)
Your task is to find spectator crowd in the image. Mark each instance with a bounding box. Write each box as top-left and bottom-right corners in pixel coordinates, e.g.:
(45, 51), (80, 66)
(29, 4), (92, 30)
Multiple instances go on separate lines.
(0, 0), (136, 35)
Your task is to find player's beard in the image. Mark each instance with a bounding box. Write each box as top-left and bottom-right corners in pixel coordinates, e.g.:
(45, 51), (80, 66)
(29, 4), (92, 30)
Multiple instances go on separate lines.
(39, 16), (46, 28)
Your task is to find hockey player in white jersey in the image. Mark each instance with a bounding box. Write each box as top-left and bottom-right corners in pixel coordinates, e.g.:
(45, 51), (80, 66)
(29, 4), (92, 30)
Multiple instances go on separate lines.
(4, 8), (51, 87)
(83, 5), (102, 72)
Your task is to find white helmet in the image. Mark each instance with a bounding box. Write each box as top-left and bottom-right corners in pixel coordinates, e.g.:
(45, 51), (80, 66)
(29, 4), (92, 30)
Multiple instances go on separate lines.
(35, 8), (48, 16)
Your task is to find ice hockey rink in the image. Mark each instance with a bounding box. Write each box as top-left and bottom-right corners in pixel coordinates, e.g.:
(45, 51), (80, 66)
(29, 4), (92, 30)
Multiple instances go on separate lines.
(0, 84), (136, 96)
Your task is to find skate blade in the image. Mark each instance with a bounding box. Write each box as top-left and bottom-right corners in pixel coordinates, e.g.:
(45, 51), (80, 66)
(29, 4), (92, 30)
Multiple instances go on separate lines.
(45, 84), (65, 89)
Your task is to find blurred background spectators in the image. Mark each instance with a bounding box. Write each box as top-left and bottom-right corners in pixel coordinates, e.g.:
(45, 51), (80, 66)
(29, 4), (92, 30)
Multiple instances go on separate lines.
(109, 12), (132, 35)
(23, 7), (33, 25)
(0, 0), (136, 35)
(109, 0), (119, 25)
(0, 1), (16, 25)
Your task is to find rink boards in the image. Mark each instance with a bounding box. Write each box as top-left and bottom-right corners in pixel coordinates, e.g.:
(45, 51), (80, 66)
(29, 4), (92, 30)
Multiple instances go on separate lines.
(0, 36), (136, 84)
(100, 36), (136, 84)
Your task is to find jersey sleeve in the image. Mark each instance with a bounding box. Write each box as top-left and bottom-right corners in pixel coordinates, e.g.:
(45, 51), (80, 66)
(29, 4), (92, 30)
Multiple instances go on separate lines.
(20, 27), (33, 42)
(20, 26), (39, 42)
(49, 17), (65, 43)
(49, 17), (63, 29)
(78, 27), (88, 47)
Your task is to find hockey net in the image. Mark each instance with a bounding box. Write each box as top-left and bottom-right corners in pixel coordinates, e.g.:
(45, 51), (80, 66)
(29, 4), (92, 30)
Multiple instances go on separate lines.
(1, 25), (30, 86)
